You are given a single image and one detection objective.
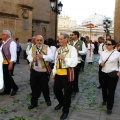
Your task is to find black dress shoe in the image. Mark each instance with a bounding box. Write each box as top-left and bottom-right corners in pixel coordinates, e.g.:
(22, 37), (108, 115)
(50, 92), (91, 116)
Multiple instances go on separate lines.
(102, 101), (106, 106)
(46, 101), (51, 106)
(11, 89), (18, 96)
(28, 105), (37, 109)
(54, 104), (63, 110)
(60, 113), (68, 120)
(97, 85), (102, 89)
(107, 110), (112, 115)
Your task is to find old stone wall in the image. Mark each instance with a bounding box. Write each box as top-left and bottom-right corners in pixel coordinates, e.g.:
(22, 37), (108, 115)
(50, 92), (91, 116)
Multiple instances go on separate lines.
(0, 0), (33, 44)
(114, 0), (120, 42)
(32, 0), (56, 40)
(0, 0), (56, 44)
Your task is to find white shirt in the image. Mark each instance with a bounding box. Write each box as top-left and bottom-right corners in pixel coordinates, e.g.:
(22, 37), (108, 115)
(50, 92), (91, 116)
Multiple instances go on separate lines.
(50, 46), (56, 63)
(99, 49), (120, 73)
(87, 43), (95, 51)
(1, 38), (17, 62)
(52, 45), (78, 75)
(73, 40), (87, 55)
(27, 45), (53, 72)
(78, 42), (88, 55)
(98, 43), (106, 56)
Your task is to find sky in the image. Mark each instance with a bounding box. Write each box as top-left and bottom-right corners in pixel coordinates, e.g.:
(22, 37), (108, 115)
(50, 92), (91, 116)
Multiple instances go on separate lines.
(60, 0), (115, 24)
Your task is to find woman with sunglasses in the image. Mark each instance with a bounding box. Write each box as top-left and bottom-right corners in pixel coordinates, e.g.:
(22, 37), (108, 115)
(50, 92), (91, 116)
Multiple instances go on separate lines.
(99, 39), (120, 115)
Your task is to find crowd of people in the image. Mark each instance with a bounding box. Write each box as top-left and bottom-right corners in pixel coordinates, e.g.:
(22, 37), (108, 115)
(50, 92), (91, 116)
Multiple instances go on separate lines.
(0, 29), (120, 120)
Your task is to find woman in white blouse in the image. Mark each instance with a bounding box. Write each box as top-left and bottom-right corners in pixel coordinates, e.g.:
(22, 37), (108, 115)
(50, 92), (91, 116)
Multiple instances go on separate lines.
(99, 39), (120, 115)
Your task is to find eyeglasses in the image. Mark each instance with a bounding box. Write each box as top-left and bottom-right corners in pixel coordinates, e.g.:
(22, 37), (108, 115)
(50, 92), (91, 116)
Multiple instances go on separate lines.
(70, 34), (74, 36)
(36, 39), (42, 41)
(59, 38), (65, 41)
(106, 43), (112, 46)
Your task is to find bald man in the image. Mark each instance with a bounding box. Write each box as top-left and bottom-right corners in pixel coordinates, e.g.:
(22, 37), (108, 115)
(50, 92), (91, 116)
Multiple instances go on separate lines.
(27, 35), (53, 109)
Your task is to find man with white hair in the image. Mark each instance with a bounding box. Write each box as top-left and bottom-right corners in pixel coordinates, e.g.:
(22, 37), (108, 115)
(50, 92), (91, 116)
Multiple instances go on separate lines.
(27, 35), (53, 109)
(0, 30), (18, 96)
(51, 32), (78, 120)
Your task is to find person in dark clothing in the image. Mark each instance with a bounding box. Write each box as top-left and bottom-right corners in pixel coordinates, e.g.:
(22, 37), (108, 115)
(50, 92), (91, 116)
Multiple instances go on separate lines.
(15, 38), (22, 64)
(99, 39), (120, 115)
(80, 37), (87, 71)
(94, 41), (98, 54)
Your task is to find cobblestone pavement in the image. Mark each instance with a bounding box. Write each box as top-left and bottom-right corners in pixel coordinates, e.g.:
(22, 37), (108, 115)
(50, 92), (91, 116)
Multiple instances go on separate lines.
(0, 55), (120, 120)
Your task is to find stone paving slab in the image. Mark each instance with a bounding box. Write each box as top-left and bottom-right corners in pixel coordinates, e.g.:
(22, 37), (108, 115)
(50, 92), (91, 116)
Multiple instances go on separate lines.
(0, 55), (120, 120)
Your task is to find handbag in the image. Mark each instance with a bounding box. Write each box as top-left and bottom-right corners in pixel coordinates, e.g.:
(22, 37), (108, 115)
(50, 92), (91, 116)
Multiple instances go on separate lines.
(42, 59), (52, 74)
(99, 65), (102, 71)
(49, 62), (54, 69)
(67, 67), (74, 82)
(46, 64), (52, 74)
(108, 71), (118, 78)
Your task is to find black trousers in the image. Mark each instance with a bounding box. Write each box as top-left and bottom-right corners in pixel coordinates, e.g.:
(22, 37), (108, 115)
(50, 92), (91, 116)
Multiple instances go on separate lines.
(10, 62), (16, 76)
(16, 51), (21, 63)
(101, 71), (118, 110)
(3, 64), (18, 93)
(54, 74), (72, 114)
(30, 69), (50, 105)
(98, 65), (102, 86)
(72, 63), (81, 92)
(81, 55), (86, 70)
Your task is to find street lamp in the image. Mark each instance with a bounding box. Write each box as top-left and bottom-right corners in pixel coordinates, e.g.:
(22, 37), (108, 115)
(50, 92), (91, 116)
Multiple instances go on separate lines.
(50, 0), (63, 14)
(49, 0), (63, 40)
(103, 18), (111, 36)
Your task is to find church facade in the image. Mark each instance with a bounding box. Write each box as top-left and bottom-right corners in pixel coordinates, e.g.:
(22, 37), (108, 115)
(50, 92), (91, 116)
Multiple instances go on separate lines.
(0, 0), (56, 43)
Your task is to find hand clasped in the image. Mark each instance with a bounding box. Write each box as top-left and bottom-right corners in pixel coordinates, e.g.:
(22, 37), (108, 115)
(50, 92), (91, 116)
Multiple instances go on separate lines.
(57, 54), (65, 60)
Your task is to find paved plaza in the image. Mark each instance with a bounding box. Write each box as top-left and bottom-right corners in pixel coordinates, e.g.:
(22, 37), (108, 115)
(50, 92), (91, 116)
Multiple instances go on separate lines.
(0, 55), (120, 120)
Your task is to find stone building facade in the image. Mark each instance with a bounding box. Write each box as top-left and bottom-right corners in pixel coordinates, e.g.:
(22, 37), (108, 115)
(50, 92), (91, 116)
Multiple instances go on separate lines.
(0, 0), (56, 44)
(0, 0), (33, 43)
(58, 15), (114, 42)
(114, 0), (120, 42)
(32, 0), (56, 40)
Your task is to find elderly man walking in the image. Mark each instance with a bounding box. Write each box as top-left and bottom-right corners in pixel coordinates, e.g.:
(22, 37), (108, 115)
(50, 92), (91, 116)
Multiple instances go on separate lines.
(52, 32), (78, 120)
(0, 30), (18, 96)
(27, 35), (53, 109)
